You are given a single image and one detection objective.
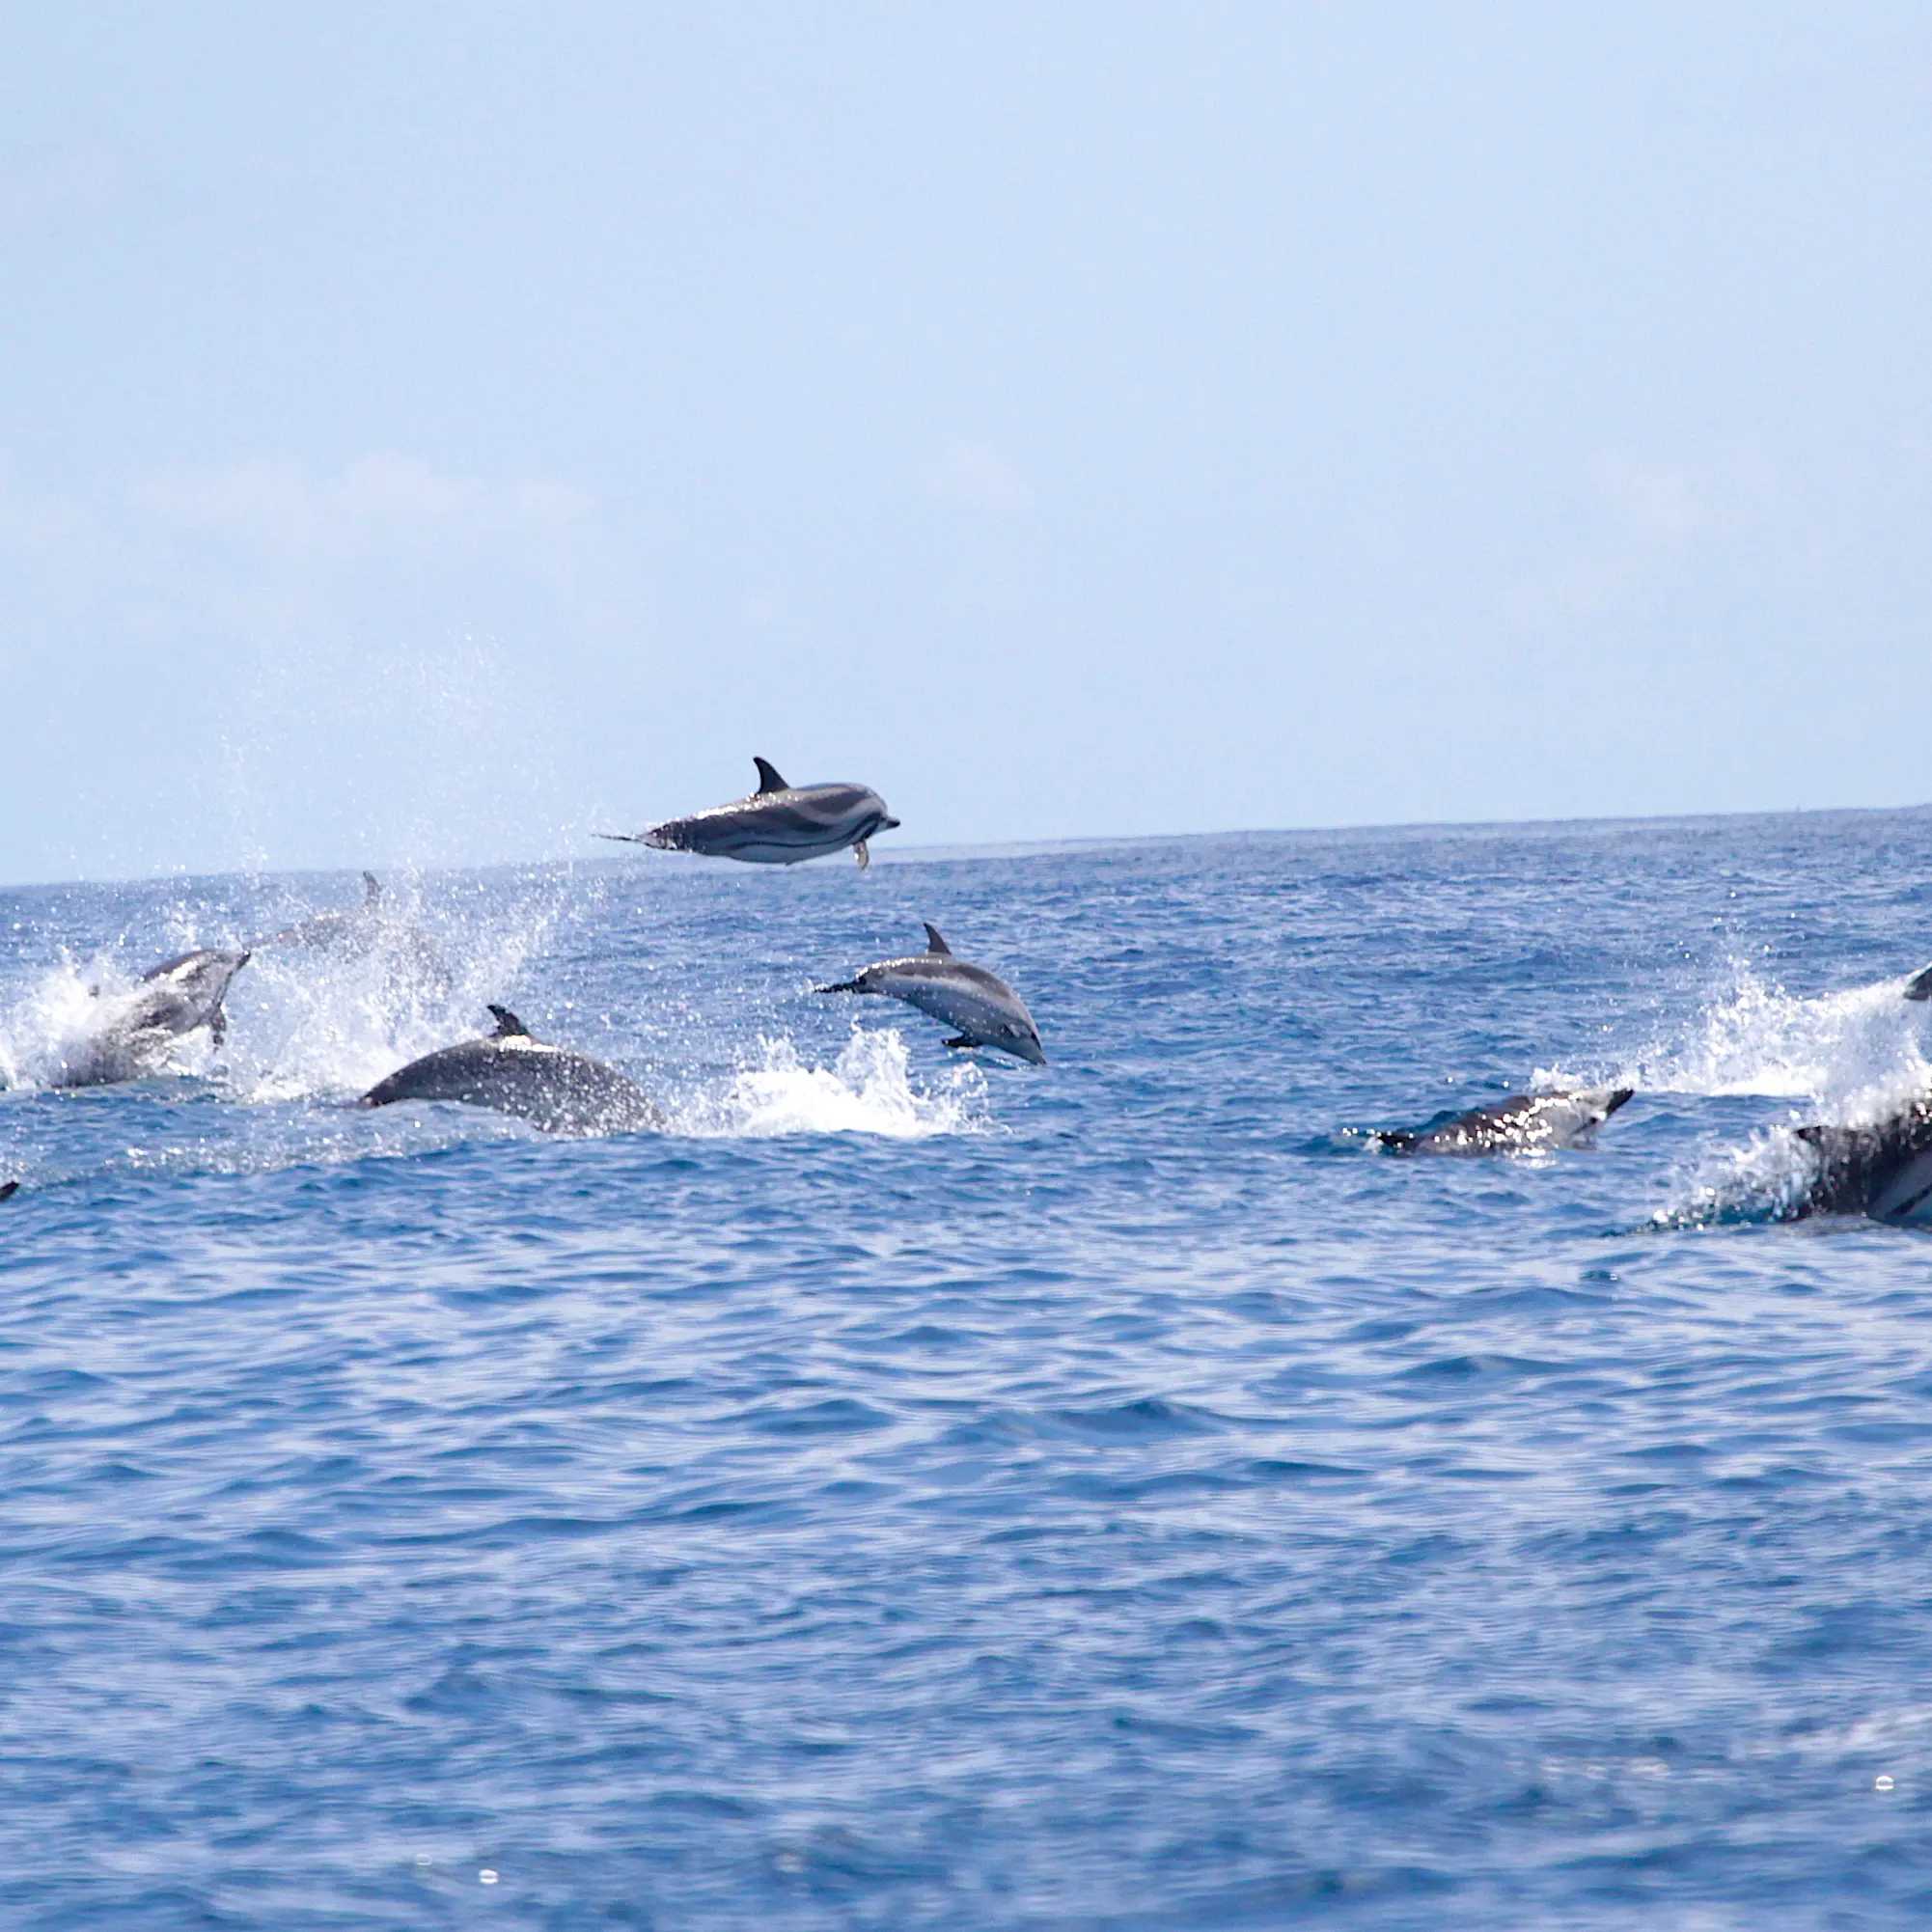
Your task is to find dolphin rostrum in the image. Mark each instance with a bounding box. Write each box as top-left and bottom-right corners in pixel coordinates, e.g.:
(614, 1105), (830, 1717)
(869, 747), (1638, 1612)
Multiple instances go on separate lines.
(815, 924), (1046, 1063)
(600, 758), (899, 869)
(53, 949), (253, 1088)
(362, 1005), (663, 1135)
(1789, 1100), (1932, 1222)
(1372, 1086), (1634, 1155)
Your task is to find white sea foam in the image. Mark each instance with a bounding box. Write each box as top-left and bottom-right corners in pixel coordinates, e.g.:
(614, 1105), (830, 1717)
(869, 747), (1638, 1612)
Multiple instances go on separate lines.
(1608, 962), (1932, 1227)
(1537, 962), (1932, 1113)
(670, 1026), (988, 1140)
(0, 884), (557, 1102)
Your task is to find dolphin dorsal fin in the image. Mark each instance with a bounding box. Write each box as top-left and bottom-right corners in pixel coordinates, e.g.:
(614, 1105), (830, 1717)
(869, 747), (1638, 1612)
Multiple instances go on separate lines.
(923, 923), (952, 954)
(753, 757), (789, 793)
(363, 871), (381, 903)
(485, 1004), (532, 1039)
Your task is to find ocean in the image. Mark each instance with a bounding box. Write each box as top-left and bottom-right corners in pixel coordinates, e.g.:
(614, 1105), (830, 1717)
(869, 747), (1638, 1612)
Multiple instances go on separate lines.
(3, 807), (1932, 1929)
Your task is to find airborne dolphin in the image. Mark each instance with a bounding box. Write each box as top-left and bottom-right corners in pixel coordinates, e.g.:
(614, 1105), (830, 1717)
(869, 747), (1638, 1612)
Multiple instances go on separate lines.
(1372, 1086), (1634, 1155)
(363, 1005), (662, 1135)
(255, 872), (453, 991)
(261, 872), (388, 953)
(53, 949), (252, 1088)
(815, 924), (1046, 1063)
(1789, 1100), (1932, 1223)
(601, 758), (899, 869)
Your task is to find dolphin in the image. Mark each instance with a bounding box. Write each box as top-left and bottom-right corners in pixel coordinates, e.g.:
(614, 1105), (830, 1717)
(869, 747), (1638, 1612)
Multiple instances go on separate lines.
(362, 1005), (662, 1135)
(1904, 963), (1932, 1001)
(256, 872), (453, 990)
(261, 872), (387, 953)
(1790, 1101), (1932, 1222)
(601, 758), (899, 869)
(0, 1181), (17, 1201)
(815, 924), (1046, 1063)
(1372, 1085), (1634, 1155)
(54, 949), (252, 1088)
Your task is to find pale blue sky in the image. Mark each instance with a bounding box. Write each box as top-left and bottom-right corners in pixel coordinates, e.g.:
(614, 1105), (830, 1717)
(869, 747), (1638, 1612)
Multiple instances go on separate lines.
(4, 4), (1931, 882)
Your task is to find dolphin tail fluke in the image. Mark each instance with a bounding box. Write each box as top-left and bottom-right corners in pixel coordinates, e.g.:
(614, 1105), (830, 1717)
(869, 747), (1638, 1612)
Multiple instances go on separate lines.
(754, 757), (789, 793)
(854, 840), (869, 869)
(363, 871), (382, 903)
(0, 1180), (17, 1201)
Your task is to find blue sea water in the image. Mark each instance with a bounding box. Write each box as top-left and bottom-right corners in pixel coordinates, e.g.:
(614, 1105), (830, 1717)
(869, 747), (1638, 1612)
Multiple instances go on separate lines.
(4, 809), (1932, 1929)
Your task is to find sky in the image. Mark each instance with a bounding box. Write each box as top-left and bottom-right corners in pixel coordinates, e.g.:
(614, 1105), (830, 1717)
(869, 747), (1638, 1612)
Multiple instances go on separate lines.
(4, 3), (1932, 883)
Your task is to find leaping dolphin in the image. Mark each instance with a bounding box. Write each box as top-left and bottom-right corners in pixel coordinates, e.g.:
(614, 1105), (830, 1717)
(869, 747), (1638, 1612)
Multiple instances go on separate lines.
(816, 924), (1046, 1063)
(53, 949), (252, 1088)
(1372, 1086), (1634, 1155)
(362, 1005), (663, 1135)
(600, 758), (899, 869)
(260, 872), (387, 953)
(254, 872), (453, 990)
(1789, 1100), (1932, 1222)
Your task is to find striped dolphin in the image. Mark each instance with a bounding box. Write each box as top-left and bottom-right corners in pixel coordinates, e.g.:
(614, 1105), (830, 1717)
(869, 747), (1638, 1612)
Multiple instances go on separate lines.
(1372, 1085), (1634, 1155)
(1789, 1100), (1932, 1223)
(601, 758), (899, 869)
(363, 1005), (662, 1135)
(53, 948), (252, 1088)
(815, 924), (1046, 1063)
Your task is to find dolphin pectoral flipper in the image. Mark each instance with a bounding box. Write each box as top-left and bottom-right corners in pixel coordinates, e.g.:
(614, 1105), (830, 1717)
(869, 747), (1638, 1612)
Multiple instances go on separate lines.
(208, 1007), (227, 1048)
(942, 1036), (981, 1051)
(854, 840), (869, 869)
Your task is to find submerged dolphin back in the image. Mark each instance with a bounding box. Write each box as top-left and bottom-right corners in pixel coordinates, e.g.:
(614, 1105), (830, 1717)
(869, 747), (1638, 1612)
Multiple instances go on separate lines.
(1376, 1086), (1634, 1155)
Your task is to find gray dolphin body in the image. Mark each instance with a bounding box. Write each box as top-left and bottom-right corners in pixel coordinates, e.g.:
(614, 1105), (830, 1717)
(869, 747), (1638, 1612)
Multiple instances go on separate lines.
(816, 924), (1046, 1063)
(54, 949), (252, 1088)
(1790, 1101), (1932, 1222)
(363, 1006), (662, 1134)
(258, 873), (453, 990)
(1373, 1086), (1634, 1155)
(602, 758), (899, 869)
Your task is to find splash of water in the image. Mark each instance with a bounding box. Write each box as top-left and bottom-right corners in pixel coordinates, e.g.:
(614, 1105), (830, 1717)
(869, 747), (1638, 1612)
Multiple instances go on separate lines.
(670, 1026), (989, 1140)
